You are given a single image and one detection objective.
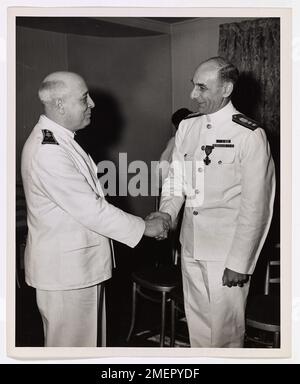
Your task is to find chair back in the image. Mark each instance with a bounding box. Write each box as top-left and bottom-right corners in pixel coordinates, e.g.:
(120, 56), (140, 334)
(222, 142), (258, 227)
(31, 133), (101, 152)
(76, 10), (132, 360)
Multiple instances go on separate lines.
(264, 259), (280, 295)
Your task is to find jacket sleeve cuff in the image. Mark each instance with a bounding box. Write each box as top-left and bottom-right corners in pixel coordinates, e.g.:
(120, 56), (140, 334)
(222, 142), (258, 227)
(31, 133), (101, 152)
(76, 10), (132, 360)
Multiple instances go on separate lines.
(126, 217), (145, 248)
(224, 257), (255, 275)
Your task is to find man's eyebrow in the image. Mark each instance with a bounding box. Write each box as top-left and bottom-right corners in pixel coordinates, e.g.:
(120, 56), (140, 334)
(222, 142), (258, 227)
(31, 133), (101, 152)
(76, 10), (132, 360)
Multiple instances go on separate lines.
(190, 79), (207, 87)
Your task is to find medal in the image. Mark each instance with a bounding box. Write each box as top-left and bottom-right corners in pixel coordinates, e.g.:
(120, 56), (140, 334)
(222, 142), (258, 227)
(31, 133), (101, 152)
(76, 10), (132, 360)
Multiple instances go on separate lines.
(203, 145), (214, 165)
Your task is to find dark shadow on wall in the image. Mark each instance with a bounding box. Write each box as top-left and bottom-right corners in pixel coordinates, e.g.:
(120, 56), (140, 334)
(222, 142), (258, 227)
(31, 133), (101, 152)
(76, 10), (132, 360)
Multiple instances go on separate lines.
(75, 89), (125, 164)
(75, 88), (133, 214)
(231, 71), (262, 120)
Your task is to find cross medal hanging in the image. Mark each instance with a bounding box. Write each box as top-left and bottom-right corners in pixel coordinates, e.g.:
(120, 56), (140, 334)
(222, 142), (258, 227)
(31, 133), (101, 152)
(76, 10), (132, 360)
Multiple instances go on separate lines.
(203, 145), (214, 165)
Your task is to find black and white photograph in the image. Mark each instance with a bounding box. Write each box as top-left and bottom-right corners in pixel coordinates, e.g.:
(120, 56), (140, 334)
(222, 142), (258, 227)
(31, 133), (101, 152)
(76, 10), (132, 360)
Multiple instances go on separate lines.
(7, 5), (292, 359)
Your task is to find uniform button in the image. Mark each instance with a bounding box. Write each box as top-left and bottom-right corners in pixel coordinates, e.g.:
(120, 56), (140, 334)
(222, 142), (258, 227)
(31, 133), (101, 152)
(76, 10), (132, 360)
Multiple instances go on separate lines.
(218, 160), (222, 164)
(201, 145), (205, 150)
(195, 189), (200, 194)
(193, 211), (198, 215)
(207, 124), (212, 129)
(198, 167), (203, 172)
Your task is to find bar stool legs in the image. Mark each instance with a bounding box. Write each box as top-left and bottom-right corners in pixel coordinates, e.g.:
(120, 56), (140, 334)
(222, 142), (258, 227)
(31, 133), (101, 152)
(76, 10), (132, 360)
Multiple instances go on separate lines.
(170, 299), (176, 347)
(273, 331), (280, 348)
(127, 283), (169, 347)
(126, 281), (137, 343)
(160, 291), (167, 347)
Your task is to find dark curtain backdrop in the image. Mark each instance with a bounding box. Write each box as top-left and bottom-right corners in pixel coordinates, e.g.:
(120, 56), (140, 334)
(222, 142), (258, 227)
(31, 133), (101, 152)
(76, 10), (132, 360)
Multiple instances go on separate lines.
(218, 18), (280, 137)
(219, 18), (280, 293)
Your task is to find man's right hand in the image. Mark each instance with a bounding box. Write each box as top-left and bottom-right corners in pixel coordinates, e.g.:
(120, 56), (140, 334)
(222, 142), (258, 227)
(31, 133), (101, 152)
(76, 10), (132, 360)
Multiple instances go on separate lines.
(144, 214), (170, 239)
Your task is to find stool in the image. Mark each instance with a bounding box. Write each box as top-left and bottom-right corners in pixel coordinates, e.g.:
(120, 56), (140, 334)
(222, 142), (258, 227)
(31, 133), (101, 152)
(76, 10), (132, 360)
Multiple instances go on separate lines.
(246, 295), (280, 347)
(126, 265), (180, 347)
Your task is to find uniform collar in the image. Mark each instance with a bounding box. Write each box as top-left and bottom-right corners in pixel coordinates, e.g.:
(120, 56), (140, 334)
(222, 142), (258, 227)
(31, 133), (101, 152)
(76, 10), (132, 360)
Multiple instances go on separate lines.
(39, 115), (75, 142)
(204, 101), (236, 126)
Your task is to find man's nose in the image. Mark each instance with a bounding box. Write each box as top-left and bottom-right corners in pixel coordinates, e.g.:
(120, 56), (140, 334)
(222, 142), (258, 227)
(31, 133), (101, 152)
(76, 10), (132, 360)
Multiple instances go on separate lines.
(190, 87), (200, 100)
(88, 95), (95, 108)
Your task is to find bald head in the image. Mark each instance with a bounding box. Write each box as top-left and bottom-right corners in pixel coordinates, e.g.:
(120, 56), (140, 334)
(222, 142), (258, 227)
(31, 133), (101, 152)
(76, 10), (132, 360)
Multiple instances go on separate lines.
(38, 71), (95, 132)
(38, 72), (85, 105)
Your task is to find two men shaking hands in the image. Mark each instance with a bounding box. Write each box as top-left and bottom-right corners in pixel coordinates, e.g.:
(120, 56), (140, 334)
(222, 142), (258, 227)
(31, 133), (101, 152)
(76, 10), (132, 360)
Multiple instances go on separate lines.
(144, 211), (172, 241)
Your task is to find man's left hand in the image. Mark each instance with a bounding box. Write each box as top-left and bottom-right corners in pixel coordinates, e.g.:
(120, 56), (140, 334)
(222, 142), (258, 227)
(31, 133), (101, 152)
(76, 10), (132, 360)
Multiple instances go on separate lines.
(222, 268), (249, 288)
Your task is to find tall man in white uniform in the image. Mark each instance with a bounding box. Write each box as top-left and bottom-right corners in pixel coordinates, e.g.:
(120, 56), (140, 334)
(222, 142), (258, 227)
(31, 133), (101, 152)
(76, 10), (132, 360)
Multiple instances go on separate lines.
(21, 71), (170, 347)
(158, 57), (276, 347)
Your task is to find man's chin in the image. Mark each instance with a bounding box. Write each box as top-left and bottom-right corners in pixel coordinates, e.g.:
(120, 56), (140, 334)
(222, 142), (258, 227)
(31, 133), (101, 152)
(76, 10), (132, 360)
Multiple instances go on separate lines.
(81, 118), (92, 129)
(76, 123), (90, 131)
(197, 102), (206, 109)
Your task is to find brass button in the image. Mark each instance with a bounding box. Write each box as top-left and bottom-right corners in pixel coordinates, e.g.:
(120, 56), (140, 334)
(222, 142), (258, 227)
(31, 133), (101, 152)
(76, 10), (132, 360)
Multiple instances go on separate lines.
(198, 167), (203, 172)
(195, 189), (200, 194)
(193, 211), (198, 215)
(201, 145), (205, 150)
(218, 160), (222, 165)
(207, 124), (212, 129)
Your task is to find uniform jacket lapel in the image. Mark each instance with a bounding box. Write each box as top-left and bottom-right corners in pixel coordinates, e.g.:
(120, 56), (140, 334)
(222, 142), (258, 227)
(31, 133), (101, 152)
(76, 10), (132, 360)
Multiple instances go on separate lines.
(68, 140), (103, 196)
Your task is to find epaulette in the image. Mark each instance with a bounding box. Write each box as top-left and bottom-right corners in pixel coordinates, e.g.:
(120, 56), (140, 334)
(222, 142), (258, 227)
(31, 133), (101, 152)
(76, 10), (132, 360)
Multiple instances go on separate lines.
(183, 112), (203, 120)
(232, 114), (259, 130)
(41, 130), (59, 145)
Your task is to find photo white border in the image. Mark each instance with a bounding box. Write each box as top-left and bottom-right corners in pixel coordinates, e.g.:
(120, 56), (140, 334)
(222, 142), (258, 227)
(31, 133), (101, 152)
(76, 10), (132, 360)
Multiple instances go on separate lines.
(6, 5), (292, 360)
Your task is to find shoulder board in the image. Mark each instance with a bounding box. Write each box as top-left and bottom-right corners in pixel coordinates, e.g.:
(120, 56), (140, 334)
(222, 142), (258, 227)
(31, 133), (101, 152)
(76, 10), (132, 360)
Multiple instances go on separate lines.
(183, 112), (203, 120)
(41, 130), (59, 145)
(232, 114), (259, 130)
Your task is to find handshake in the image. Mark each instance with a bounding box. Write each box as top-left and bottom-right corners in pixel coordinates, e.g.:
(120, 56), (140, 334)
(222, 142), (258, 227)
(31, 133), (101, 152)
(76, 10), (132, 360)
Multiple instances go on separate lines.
(144, 212), (172, 241)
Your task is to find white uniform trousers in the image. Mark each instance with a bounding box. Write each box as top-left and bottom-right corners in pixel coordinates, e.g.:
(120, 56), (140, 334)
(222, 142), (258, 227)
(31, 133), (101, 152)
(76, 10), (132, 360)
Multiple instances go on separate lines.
(181, 250), (250, 348)
(36, 283), (106, 347)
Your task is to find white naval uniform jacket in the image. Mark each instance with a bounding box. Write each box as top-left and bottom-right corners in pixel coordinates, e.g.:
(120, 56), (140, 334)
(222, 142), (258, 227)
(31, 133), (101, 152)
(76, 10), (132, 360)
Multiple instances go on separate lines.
(160, 102), (275, 274)
(21, 115), (145, 290)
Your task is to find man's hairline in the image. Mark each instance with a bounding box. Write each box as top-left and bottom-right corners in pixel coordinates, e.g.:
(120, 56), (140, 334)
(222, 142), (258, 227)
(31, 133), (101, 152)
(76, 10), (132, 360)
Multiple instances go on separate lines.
(195, 57), (237, 84)
(193, 68), (233, 89)
(39, 78), (87, 105)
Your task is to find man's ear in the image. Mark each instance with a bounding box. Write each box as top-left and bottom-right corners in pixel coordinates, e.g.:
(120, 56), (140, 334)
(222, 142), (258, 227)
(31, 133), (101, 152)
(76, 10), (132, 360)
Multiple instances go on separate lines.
(222, 82), (234, 98)
(55, 98), (64, 114)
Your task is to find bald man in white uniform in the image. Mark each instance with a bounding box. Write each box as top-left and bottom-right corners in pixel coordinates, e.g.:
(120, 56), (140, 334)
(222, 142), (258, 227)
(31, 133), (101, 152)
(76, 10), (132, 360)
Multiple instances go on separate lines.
(21, 71), (170, 347)
(158, 57), (275, 347)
